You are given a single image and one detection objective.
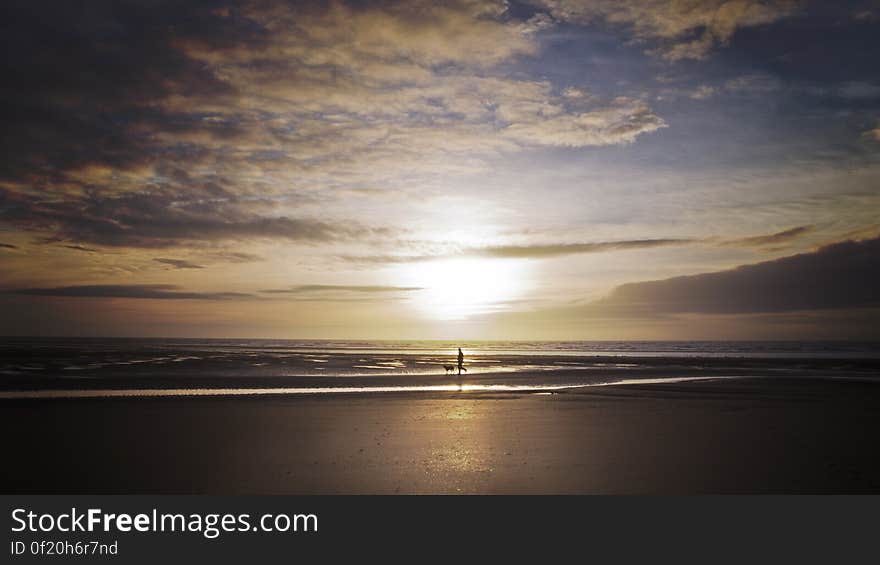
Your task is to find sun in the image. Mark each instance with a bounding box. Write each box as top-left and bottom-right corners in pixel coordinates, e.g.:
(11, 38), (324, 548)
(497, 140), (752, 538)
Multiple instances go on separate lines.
(396, 258), (529, 320)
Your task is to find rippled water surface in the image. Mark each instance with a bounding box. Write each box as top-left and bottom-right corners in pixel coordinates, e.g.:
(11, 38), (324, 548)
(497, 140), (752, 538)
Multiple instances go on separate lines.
(2, 338), (879, 394)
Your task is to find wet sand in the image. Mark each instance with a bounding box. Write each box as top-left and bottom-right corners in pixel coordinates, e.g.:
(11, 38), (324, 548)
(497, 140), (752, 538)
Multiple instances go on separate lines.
(3, 378), (880, 493)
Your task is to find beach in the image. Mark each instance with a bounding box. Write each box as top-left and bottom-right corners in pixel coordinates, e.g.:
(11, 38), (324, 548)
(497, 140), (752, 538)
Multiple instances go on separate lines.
(4, 376), (880, 494)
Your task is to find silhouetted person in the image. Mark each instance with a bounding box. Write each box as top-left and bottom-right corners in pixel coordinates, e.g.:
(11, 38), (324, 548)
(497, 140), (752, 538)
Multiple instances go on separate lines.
(457, 347), (464, 376)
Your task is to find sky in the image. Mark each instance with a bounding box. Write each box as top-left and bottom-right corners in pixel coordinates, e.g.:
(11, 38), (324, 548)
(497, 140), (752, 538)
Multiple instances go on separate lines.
(0, 0), (879, 340)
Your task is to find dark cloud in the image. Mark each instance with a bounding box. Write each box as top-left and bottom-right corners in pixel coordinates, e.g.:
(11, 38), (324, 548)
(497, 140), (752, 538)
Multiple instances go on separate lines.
(343, 230), (819, 264)
(0, 0), (668, 253)
(261, 285), (423, 294)
(472, 239), (695, 259)
(258, 284), (423, 303)
(0, 0), (249, 181)
(0, 2), (392, 249)
(209, 252), (264, 263)
(1, 186), (375, 247)
(0, 0), (701, 274)
(61, 244), (98, 252)
(154, 258), (205, 269)
(723, 225), (813, 248)
(588, 236), (880, 317)
(342, 238), (695, 263)
(6, 284), (251, 300)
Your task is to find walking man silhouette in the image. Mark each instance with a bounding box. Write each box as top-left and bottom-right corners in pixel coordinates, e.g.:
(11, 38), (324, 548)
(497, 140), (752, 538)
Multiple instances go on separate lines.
(457, 347), (464, 376)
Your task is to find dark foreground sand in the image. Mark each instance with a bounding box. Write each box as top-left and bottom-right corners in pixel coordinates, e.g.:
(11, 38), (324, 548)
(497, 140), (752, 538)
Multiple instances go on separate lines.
(3, 378), (880, 493)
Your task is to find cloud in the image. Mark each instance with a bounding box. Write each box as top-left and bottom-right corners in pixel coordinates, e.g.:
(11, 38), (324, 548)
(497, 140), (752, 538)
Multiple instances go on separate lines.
(472, 238), (693, 258)
(6, 284), (252, 300)
(834, 81), (880, 100)
(503, 98), (666, 147)
(1, 186), (380, 247)
(0, 243), (18, 250)
(0, 0), (544, 190)
(259, 284), (423, 302)
(0, 1), (667, 250)
(724, 74), (784, 93)
(723, 225), (813, 248)
(244, 0), (539, 69)
(261, 285), (422, 294)
(656, 72), (786, 101)
(342, 237), (694, 263)
(343, 227), (817, 264)
(209, 251), (264, 263)
(0, 1), (240, 182)
(537, 0), (800, 60)
(154, 258), (205, 270)
(586, 236), (880, 317)
(689, 85), (719, 100)
(5, 282), (424, 303)
(61, 244), (98, 253)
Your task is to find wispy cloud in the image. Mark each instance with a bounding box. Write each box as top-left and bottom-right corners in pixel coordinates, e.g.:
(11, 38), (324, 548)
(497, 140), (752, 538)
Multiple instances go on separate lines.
(502, 97), (666, 147)
(475, 239), (694, 258)
(154, 258), (205, 270)
(722, 225), (813, 248)
(536, 0), (800, 60)
(258, 284), (423, 302)
(61, 244), (98, 253)
(208, 252), (264, 264)
(340, 226), (819, 264)
(7, 285), (251, 300)
(343, 238), (695, 263)
(261, 285), (423, 294)
(1, 186), (387, 248)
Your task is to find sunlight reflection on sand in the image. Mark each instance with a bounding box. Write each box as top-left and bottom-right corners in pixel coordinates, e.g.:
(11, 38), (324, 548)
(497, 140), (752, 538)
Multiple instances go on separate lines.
(0, 376), (739, 399)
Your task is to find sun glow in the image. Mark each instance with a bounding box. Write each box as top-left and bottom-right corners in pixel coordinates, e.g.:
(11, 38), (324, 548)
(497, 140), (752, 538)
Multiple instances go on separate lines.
(397, 258), (530, 320)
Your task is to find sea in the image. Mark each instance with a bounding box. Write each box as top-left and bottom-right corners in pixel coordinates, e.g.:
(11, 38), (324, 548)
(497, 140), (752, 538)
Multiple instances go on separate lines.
(1, 338), (879, 397)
